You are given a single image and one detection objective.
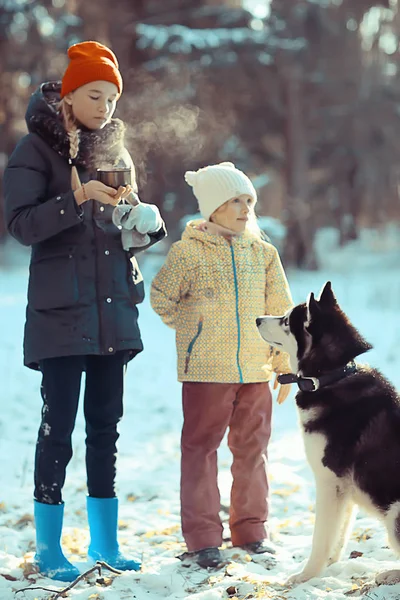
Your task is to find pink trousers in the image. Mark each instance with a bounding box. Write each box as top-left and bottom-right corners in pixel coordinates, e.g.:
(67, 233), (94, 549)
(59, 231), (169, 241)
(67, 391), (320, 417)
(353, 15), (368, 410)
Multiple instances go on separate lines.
(180, 382), (272, 551)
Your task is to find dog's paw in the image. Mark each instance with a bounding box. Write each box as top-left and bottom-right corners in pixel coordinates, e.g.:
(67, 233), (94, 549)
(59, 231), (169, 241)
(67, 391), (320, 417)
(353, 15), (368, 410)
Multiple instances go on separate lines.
(376, 569), (400, 586)
(285, 570), (315, 586)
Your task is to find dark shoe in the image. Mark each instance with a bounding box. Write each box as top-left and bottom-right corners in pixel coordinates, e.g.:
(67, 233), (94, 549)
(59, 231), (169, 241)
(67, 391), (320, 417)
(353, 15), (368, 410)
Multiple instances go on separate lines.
(242, 539), (276, 555)
(195, 547), (222, 568)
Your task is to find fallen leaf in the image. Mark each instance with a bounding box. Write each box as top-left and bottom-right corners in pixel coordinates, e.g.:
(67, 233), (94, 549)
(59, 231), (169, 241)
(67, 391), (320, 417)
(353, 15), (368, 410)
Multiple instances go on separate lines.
(20, 560), (39, 579)
(272, 485), (300, 498)
(226, 585), (238, 596)
(14, 514), (34, 529)
(0, 573), (17, 581)
(96, 576), (113, 586)
(244, 553), (252, 562)
(349, 551), (363, 559)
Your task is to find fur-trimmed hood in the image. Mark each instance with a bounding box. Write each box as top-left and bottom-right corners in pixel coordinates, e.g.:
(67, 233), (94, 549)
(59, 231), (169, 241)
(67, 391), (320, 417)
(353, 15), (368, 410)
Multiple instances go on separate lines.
(26, 81), (127, 170)
(182, 219), (260, 248)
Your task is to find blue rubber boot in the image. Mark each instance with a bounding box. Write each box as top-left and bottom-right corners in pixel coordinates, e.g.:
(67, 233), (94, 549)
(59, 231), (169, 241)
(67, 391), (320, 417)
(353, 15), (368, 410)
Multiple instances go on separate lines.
(87, 497), (141, 571)
(34, 500), (80, 582)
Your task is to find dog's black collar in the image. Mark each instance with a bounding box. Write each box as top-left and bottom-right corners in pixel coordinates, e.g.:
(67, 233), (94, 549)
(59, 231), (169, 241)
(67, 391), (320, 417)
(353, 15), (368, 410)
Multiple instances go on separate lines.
(278, 361), (357, 393)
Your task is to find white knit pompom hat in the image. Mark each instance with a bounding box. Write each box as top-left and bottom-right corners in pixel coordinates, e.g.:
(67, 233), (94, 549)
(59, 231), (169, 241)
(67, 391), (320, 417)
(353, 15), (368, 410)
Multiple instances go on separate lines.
(184, 162), (257, 220)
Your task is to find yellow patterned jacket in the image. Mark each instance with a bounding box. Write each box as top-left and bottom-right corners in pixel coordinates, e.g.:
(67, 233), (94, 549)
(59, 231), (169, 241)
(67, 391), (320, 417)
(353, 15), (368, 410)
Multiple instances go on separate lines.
(150, 220), (294, 383)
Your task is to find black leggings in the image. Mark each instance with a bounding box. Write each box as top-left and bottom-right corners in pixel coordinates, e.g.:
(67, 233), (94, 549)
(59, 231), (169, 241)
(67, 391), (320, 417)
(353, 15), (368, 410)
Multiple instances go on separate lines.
(35, 353), (126, 504)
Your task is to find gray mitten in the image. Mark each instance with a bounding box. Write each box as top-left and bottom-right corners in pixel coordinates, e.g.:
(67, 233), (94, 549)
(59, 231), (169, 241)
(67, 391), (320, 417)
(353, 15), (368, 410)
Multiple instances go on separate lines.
(112, 203), (150, 251)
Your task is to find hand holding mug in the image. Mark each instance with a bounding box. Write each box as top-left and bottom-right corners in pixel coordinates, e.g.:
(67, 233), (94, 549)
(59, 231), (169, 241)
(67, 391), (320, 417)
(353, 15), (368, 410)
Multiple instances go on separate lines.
(74, 180), (123, 206)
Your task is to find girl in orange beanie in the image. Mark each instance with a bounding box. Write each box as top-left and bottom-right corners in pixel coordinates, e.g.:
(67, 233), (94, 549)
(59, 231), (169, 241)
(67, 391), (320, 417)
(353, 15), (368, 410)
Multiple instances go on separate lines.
(4, 41), (166, 581)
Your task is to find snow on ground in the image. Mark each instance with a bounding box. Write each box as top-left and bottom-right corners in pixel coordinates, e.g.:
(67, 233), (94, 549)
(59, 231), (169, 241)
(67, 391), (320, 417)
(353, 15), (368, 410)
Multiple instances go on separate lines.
(1, 227), (400, 600)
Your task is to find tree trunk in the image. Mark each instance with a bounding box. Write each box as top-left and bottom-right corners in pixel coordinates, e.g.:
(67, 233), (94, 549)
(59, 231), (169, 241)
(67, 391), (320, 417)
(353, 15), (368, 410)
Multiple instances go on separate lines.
(281, 66), (318, 269)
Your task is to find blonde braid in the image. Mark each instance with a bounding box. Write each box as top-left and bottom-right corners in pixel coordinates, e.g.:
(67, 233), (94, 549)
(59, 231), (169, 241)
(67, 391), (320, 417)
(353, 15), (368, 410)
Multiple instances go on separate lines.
(67, 129), (81, 191)
(58, 98), (82, 191)
(68, 129), (80, 160)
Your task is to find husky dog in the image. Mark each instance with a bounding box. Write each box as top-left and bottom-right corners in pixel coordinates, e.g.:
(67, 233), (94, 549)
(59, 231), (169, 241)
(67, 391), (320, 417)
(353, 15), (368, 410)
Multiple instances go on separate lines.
(256, 282), (400, 586)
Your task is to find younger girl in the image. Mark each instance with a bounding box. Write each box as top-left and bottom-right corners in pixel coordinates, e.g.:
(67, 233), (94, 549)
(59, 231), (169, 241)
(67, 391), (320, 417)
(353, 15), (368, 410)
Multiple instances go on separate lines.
(150, 162), (293, 568)
(4, 41), (165, 581)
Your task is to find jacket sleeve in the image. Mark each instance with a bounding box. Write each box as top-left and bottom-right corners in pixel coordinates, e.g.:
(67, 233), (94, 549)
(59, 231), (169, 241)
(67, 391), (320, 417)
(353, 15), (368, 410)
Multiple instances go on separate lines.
(264, 244), (294, 374)
(129, 223), (167, 256)
(4, 135), (83, 246)
(150, 242), (192, 329)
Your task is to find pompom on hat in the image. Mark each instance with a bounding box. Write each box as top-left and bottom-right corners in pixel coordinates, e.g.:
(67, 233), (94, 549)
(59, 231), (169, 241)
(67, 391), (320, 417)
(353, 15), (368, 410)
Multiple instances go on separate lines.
(184, 162), (257, 220)
(61, 41), (123, 98)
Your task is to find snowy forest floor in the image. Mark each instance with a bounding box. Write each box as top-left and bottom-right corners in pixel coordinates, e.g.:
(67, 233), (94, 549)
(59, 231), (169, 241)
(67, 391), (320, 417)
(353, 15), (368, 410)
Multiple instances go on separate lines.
(2, 227), (400, 600)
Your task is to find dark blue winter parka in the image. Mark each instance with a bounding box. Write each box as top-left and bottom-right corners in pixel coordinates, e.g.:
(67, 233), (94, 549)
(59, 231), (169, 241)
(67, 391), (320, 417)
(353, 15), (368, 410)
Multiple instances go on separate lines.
(4, 82), (166, 369)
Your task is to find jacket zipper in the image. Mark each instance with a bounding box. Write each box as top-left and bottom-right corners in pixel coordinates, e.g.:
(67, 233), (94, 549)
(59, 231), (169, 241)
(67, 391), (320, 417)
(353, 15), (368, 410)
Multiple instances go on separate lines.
(91, 200), (106, 354)
(230, 245), (243, 383)
(184, 316), (203, 373)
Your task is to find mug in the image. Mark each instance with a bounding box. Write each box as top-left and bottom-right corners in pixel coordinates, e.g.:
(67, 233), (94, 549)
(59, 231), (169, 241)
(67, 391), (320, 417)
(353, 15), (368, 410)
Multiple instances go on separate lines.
(96, 168), (139, 205)
(96, 168), (131, 189)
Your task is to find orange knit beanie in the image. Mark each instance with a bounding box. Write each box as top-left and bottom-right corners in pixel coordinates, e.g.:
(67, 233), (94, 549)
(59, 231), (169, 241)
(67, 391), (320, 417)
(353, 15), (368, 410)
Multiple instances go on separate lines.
(61, 41), (123, 98)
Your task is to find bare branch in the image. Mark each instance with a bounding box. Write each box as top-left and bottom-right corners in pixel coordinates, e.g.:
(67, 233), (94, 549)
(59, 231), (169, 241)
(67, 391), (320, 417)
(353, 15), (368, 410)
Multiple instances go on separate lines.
(15, 561), (122, 599)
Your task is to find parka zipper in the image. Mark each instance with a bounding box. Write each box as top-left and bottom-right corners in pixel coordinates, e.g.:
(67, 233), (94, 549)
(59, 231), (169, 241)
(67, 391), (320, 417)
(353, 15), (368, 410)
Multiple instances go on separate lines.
(230, 245), (243, 383)
(184, 316), (203, 374)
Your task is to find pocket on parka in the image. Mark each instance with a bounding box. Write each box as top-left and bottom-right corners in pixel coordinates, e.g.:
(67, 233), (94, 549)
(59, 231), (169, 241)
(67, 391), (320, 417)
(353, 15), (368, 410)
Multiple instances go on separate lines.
(28, 250), (79, 310)
(184, 316), (204, 373)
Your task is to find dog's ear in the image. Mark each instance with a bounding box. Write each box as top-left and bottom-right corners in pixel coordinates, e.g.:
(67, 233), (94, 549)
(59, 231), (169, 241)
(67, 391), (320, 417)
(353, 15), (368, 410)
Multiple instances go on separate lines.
(306, 292), (321, 327)
(318, 281), (337, 308)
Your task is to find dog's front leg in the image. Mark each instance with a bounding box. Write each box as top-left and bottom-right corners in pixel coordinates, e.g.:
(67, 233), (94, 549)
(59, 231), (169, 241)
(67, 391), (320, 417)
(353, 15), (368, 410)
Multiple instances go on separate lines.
(327, 493), (355, 565)
(287, 480), (342, 585)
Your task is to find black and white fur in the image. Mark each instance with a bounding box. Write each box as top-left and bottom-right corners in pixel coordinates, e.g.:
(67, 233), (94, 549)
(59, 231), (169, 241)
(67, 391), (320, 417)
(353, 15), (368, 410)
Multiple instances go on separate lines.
(257, 282), (400, 586)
